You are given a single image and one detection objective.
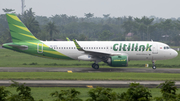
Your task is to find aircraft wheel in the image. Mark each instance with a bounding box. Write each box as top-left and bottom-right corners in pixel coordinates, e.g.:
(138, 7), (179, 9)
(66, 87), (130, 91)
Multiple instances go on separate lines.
(152, 65), (156, 69)
(92, 63), (99, 69)
(92, 63), (96, 68)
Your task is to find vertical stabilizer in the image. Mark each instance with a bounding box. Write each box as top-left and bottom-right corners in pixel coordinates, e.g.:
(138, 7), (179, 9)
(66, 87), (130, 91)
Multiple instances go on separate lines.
(6, 13), (39, 43)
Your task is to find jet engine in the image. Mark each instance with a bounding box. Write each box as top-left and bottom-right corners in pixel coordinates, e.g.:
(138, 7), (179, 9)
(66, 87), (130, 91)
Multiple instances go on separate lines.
(107, 55), (128, 67)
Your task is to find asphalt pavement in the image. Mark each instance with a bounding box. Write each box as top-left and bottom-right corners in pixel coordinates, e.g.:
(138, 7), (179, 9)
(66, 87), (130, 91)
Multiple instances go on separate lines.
(0, 67), (179, 87)
(1, 80), (180, 88)
(0, 67), (180, 73)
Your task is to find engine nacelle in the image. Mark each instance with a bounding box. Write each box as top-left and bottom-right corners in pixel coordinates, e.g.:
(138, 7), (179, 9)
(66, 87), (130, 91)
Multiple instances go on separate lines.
(78, 55), (95, 61)
(107, 55), (128, 67)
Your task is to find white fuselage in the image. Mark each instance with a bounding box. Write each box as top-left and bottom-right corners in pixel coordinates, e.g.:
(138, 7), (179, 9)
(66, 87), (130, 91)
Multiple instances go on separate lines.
(42, 41), (178, 61)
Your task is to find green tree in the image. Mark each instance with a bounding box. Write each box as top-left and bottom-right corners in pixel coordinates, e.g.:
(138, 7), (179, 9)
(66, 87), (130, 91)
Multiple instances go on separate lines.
(119, 83), (152, 101)
(45, 21), (59, 40)
(112, 34), (125, 41)
(134, 16), (154, 25)
(154, 80), (180, 101)
(8, 81), (35, 101)
(134, 16), (154, 41)
(86, 87), (117, 101)
(68, 33), (78, 40)
(50, 88), (82, 101)
(36, 30), (50, 41)
(158, 81), (177, 95)
(122, 16), (154, 41)
(0, 9), (14, 44)
(121, 16), (134, 33)
(84, 13), (94, 18)
(0, 86), (10, 101)
(21, 8), (40, 35)
(78, 34), (89, 41)
(0, 28), (11, 44)
(172, 35), (180, 46)
(103, 14), (110, 18)
(98, 30), (113, 41)
(2, 8), (15, 13)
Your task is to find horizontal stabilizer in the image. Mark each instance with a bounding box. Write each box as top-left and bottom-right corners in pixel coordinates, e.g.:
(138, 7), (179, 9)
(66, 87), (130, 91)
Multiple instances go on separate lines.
(3, 43), (28, 50)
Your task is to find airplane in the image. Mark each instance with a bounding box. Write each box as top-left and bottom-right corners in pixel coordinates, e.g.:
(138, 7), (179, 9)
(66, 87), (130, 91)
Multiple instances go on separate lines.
(2, 13), (178, 69)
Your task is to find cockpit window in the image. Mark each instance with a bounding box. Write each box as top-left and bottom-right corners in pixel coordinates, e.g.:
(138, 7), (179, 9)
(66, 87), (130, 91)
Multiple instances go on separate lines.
(164, 46), (170, 49)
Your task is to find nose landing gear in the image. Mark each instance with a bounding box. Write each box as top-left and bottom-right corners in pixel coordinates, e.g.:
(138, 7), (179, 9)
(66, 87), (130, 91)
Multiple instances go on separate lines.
(152, 60), (156, 69)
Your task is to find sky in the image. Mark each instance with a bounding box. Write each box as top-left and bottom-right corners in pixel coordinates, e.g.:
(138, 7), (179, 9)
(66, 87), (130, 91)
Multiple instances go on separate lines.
(0, 0), (180, 18)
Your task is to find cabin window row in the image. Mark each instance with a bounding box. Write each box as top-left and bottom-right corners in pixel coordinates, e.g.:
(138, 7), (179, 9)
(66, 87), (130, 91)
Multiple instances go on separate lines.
(49, 47), (113, 50)
(49, 47), (151, 50)
(114, 47), (149, 49)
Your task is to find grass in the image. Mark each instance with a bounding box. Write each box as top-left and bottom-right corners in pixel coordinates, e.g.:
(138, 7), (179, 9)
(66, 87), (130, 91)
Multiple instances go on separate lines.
(0, 49), (180, 68)
(0, 48), (179, 100)
(5, 87), (180, 101)
(1, 72), (180, 80)
(0, 49), (95, 67)
(171, 46), (180, 48)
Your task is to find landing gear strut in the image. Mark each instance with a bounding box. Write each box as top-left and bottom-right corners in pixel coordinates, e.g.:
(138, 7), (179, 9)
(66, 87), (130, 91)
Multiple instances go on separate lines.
(152, 60), (156, 69)
(92, 63), (99, 69)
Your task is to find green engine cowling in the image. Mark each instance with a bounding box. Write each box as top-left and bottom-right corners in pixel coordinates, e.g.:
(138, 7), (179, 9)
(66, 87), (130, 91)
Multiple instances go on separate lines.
(107, 55), (128, 67)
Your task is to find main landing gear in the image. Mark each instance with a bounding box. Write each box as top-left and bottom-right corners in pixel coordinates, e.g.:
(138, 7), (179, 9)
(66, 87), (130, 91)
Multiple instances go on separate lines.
(92, 63), (99, 69)
(152, 60), (156, 69)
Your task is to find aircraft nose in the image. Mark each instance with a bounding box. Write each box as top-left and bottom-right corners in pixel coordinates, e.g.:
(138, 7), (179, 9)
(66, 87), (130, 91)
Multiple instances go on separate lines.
(174, 50), (178, 57)
(171, 49), (178, 58)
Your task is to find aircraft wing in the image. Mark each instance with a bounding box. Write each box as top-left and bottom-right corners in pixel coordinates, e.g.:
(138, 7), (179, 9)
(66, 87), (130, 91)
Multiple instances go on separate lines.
(73, 39), (122, 59)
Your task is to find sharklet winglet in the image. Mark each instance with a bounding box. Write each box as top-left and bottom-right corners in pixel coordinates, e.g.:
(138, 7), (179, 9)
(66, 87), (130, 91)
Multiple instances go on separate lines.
(73, 39), (84, 51)
(66, 37), (71, 41)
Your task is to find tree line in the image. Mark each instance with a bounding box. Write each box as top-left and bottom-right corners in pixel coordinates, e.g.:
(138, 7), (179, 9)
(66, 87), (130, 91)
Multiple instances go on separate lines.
(0, 80), (179, 101)
(1, 8), (180, 46)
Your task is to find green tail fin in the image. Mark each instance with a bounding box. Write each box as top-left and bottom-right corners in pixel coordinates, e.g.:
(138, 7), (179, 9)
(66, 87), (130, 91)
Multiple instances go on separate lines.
(6, 13), (39, 43)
